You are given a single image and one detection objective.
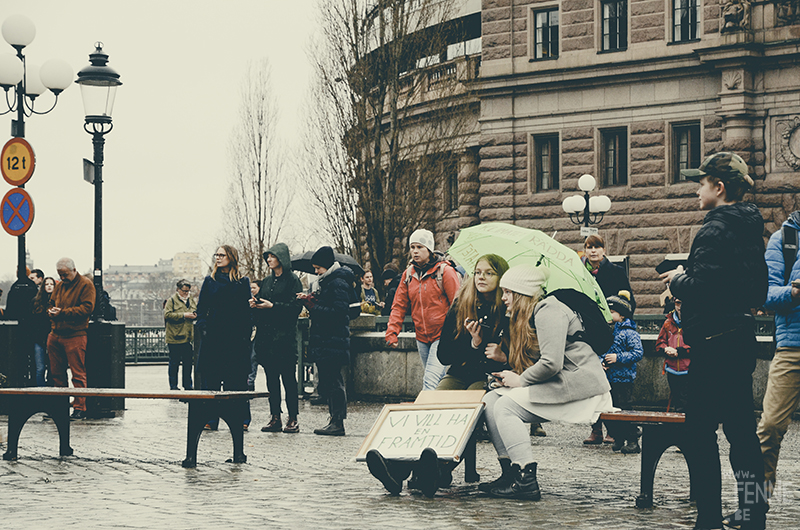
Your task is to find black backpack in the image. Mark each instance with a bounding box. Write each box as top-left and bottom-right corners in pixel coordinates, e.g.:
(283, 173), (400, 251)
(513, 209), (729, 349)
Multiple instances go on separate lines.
(546, 289), (614, 355)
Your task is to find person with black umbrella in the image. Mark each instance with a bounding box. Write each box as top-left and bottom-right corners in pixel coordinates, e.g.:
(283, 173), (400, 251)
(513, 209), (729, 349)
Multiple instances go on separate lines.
(298, 246), (356, 436)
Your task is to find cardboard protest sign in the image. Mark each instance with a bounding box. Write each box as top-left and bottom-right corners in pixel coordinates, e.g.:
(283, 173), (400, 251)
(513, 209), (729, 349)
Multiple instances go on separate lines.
(355, 402), (484, 462)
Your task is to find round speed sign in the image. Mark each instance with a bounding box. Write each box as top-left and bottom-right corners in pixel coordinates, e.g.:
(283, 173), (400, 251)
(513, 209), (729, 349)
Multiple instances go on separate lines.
(1, 137), (36, 186)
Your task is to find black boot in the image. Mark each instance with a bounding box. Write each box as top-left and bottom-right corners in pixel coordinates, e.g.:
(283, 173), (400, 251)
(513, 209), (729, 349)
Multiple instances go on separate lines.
(314, 419), (345, 436)
(489, 462), (541, 501)
(415, 448), (440, 498)
(366, 449), (402, 494)
(478, 457), (513, 493)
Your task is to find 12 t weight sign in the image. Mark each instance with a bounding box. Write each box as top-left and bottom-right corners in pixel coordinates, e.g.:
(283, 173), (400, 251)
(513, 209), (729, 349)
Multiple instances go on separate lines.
(1, 138), (36, 186)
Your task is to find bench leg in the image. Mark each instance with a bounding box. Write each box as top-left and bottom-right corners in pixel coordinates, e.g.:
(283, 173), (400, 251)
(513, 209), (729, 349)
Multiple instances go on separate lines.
(3, 395), (72, 461)
(182, 400), (209, 468)
(635, 423), (680, 508)
(219, 400), (247, 464)
(463, 432), (479, 483)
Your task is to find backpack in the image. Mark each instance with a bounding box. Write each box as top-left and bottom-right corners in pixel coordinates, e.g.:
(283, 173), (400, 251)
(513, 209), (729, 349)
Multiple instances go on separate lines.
(782, 224), (798, 285)
(546, 289), (614, 355)
(403, 260), (459, 306)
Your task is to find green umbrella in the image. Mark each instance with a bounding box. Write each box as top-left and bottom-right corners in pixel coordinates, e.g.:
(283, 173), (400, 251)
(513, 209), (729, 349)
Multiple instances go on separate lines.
(447, 222), (611, 320)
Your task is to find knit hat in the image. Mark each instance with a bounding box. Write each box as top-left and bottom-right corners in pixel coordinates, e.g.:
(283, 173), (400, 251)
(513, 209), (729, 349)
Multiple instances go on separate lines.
(606, 290), (633, 320)
(311, 246), (335, 269)
(381, 269), (398, 282)
(499, 264), (550, 297)
(409, 229), (435, 252)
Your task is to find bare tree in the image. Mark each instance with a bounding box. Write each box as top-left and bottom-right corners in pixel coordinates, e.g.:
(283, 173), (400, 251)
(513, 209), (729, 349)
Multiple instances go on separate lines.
(224, 59), (292, 279)
(303, 0), (478, 272)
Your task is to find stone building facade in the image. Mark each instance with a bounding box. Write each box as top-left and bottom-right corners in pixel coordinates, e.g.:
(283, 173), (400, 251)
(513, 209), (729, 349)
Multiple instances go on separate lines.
(428, 0), (800, 312)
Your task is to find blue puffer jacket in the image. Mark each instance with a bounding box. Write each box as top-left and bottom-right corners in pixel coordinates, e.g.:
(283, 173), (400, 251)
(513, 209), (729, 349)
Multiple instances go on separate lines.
(764, 212), (800, 348)
(600, 318), (644, 384)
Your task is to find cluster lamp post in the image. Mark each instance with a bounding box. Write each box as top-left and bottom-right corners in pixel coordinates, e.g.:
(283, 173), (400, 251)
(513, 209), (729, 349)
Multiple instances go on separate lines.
(75, 42), (122, 320)
(561, 174), (612, 235)
(0, 14), (72, 281)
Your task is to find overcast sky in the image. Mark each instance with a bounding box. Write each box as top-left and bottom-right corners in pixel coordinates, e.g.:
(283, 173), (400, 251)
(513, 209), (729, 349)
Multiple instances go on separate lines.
(0, 1), (317, 280)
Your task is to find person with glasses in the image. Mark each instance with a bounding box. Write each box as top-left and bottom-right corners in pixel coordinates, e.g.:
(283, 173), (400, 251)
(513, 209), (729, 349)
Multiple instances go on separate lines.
(164, 279), (197, 390)
(195, 245), (253, 444)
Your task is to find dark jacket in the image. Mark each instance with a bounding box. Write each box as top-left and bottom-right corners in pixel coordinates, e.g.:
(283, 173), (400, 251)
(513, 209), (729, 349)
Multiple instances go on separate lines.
(308, 263), (355, 365)
(437, 299), (510, 384)
(30, 291), (52, 345)
(254, 243), (303, 366)
(670, 202), (767, 343)
(586, 256), (637, 313)
(381, 276), (401, 317)
(195, 272), (252, 377)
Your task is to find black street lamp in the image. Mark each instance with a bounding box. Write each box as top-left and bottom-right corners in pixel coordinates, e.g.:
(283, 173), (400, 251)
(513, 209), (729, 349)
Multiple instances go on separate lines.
(75, 43), (121, 320)
(562, 174), (612, 232)
(0, 14), (72, 281)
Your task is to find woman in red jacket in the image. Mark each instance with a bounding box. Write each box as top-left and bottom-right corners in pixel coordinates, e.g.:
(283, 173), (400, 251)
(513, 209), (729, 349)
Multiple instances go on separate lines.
(385, 229), (460, 391)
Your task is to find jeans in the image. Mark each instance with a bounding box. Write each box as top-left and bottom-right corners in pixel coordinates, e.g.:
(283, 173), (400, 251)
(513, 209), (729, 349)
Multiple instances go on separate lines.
(33, 342), (49, 386)
(607, 382), (636, 442)
(416, 340), (447, 391)
(757, 346), (800, 490)
(167, 342), (194, 390)
(482, 390), (543, 465)
(48, 333), (88, 411)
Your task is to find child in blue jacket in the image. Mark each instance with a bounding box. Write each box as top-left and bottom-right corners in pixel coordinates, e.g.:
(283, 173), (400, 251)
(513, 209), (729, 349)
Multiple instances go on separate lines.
(601, 291), (644, 454)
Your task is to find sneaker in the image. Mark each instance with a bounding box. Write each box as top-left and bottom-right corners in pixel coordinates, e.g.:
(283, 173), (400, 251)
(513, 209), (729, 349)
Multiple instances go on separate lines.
(243, 424), (249, 431)
(261, 415), (282, 433)
(70, 410), (86, 420)
(204, 423), (218, 431)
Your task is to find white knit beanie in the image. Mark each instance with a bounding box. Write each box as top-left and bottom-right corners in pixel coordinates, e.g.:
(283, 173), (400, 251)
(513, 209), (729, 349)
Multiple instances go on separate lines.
(499, 264), (550, 297)
(409, 229), (435, 252)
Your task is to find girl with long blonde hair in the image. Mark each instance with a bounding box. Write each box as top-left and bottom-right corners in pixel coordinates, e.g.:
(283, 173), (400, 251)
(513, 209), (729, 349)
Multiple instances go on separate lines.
(479, 264), (615, 500)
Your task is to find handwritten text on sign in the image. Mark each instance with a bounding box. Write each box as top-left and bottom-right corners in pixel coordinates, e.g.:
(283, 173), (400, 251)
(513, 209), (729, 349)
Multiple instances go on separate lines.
(358, 404), (483, 461)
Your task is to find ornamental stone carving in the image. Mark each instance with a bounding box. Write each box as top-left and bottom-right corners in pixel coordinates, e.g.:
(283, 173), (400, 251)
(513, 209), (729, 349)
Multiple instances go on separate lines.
(776, 116), (800, 171)
(721, 0), (751, 32)
(722, 70), (743, 90)
(777, 0), (800, 26)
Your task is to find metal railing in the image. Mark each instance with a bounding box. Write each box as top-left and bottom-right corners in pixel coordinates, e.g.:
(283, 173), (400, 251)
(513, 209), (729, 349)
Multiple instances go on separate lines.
(125, 326), (169, 363)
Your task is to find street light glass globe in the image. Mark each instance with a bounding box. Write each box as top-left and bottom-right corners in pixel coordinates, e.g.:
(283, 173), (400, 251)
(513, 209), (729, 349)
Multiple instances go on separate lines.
(568, 195), (586, 213)
(0, 53), (23, 86)
(578, 174), (597, 192)
(2, 14), (36, 48)
(561, 197), (573, 213)
(596, 195), (612, 212)
(40, 59), (73, 93)
(24, 62), (46, 96)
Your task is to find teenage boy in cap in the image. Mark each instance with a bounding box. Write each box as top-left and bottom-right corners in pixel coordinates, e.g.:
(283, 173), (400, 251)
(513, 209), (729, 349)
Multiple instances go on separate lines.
(661, 152), (768, 530)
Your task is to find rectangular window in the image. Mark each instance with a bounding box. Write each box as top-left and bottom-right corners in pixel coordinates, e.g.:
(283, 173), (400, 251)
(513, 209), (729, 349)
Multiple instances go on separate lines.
(444, 159), (459, 213)
(602, 129), (628, 187)
(534, 9), (559, 60)
(673, 0), (699, 42)
(602, 0), (628, 51)
(534, 135), (560, 191)
(673, 123), (701, 183)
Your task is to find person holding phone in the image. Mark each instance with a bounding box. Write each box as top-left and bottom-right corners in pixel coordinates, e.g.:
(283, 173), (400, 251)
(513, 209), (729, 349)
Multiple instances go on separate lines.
(164, 279), (197, 390)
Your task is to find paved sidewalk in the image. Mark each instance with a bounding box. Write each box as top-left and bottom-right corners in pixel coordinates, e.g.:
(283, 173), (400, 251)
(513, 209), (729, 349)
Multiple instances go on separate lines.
(1, 365), (798, 530)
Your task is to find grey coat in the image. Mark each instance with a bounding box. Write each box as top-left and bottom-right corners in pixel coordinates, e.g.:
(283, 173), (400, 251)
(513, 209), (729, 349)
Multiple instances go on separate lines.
(519, 297), (611, 404)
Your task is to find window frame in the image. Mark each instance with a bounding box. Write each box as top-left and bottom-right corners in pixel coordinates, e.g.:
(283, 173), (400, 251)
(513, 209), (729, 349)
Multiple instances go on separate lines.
(600, 128), (629, 187)
(672, 0), (700, 43)
(530, 134), (560, 193)
(600, 0), (628, 52)
(530, 7), (560, 60)
(671, 121), (702, 184)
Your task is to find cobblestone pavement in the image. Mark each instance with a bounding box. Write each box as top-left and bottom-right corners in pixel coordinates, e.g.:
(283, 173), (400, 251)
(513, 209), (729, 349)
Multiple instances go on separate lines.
(1, 365), (798, 530)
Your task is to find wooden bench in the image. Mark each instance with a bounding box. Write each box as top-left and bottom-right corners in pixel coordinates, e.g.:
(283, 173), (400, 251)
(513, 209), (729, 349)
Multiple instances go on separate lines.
(0, 387), (268, 468)
(599, 410), (694, 509)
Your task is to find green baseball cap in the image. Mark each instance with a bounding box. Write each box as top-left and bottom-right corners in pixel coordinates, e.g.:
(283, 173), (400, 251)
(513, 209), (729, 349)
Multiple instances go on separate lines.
(681, 152), (754, 188)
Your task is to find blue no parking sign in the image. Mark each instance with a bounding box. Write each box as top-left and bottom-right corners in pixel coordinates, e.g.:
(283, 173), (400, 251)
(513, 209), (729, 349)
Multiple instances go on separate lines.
(1, 188), (34, 236)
